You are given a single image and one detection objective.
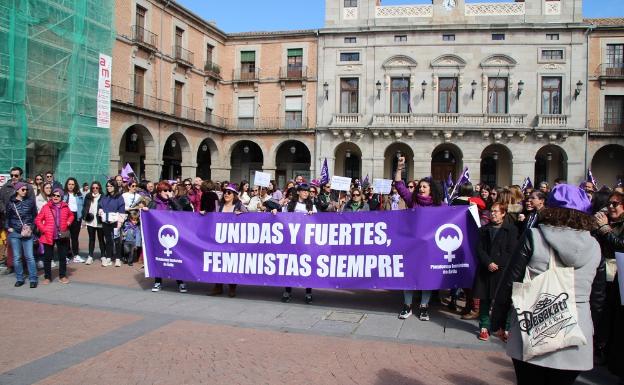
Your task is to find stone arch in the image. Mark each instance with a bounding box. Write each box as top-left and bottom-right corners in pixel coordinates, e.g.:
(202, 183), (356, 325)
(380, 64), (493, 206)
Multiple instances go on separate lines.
(431, 54), (467, 69)
(382, 55), (418, 70)
(230, 140), (264, 184)
(480, 144), (513, 188)
(431, 143), (463, 181)
(274, 140), (312, 186)
(196, 137), (219, 180)
(383, 142), (415, 181)
(118, 123), (157, 180)
(480, 54), (518, 69)
(334, 142), (362, 181)
(161, 132), (191, 180)
(591, 144), (624, 187)
(535, 144), (568, 185)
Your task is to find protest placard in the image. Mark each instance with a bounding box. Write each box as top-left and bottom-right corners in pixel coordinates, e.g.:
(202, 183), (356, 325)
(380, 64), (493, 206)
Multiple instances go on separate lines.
(330, 176), (352, 191)
(254, 171), (271, 188)
(373, 178), (392, 194)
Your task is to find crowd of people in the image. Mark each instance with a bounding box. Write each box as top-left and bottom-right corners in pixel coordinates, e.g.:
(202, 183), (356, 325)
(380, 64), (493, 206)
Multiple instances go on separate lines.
(0, 163), (622, 384)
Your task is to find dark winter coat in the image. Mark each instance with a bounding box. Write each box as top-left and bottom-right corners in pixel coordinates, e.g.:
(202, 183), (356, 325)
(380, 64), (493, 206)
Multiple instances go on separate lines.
(473, 221), (518, 300)
(5, 196), (37, 235)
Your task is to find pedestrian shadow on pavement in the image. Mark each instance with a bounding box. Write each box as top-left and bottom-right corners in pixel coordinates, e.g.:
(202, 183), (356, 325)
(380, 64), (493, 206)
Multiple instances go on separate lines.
(445, 372), (512, 385)
(375, 368), (427, 385)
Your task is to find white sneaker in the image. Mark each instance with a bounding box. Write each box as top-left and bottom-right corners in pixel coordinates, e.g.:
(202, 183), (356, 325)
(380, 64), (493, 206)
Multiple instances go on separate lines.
(114, 259), (121, 267)
(66, 258), (71, 264)
(37, 260), (44, 269)
(85, 256), (93, 265)
(101, 257), (108, 267)
(51, 260), (58, 268)
(73, 255), (85, 263)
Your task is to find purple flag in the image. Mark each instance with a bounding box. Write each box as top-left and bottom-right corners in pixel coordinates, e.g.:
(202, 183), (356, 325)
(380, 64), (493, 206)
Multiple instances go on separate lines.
(121, 163), (135, 181)
(141, 208), (479, 290)
(521, 177), (533, 192)
(363, 174), (369, 186)
(442, 178), (451, 205)
(320, 158), (329, 185)
(446, 172), (453, 187)
(448, 167), (470, 202)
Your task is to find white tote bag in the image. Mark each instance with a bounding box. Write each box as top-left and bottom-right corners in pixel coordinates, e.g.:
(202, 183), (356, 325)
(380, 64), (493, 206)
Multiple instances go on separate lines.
(511, 246), (587, 361)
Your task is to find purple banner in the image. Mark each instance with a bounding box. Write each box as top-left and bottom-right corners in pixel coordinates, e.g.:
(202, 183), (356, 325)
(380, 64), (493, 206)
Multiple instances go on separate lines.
(141, 207), (480, 290)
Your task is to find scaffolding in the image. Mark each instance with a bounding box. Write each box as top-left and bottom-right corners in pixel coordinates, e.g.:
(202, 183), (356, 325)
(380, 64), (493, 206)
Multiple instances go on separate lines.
(0, 0), (115, 184)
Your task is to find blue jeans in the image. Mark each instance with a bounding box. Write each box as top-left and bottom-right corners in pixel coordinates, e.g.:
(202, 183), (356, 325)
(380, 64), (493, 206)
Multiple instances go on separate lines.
(9, 233), (37, 283)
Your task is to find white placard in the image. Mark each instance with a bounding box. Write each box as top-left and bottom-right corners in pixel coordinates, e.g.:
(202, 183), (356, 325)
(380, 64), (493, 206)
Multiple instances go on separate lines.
(0, 174), (9, 187)
(97, 53), (112, 128)
(330, 175), (352, 191)
(373, 178), (392, 194)
(616, 252), (624, 306)
(253, 171), (271, 188)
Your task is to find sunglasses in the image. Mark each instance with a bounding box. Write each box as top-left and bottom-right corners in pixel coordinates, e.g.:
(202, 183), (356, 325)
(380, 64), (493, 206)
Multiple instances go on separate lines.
(35, 178), (42, 181)
(130, 184), (137, 188)
(407, 185), (415, 189)
(309, 190), (316, 193)
(608, 201), (622, 208)
(184, 183), (191, 186)
(11, 174), (20, 178)
(52, 194), (61, 198)
(224, 190), (234, 195)
(18, 188), (27, 192)
(46, 175), (53, 178)
(92, 187), (100, 190)
(352, 193), (361, 197)
(161, 189), (171, 193)
(324, 186), (331, 189)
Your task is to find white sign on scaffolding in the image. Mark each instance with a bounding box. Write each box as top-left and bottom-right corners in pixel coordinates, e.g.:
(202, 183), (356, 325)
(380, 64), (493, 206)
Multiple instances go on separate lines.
(97, 53), (112, 128)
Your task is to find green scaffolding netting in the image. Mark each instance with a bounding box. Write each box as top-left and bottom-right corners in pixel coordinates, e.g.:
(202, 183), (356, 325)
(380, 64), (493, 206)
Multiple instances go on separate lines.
(0, 0), (115, 184)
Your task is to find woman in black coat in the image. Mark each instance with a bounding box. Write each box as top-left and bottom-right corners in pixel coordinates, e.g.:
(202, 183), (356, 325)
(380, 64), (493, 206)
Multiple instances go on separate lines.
(474, 201), (518, 341)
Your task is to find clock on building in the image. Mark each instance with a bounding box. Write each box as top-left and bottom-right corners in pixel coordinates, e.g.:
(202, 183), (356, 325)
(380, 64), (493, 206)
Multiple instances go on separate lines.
(443, 0), (456, 11)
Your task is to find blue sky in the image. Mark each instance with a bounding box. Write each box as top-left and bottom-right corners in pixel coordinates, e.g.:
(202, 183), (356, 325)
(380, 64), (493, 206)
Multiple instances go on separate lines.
(176, 0), (624, 33)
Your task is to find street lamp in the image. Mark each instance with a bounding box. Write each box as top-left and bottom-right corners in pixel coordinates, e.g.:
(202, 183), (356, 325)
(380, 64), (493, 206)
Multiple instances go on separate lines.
(444, 150), (450, 160)
(492, 151), (499, 160)
(170, 139), (177, 148)
(546, 152), (553, 161)
(574, 80), (583, 100)
(290, 145), (296, 154)
(201, 144), (208, 152)
(243, 145), (250, 154)
(323, 82), (329, 101)
(517, 80), (525, 99)
(471, 80), (477, 100)
(130, 132), (138, 142)
(421, 80), (427, 99)
(376, 80), (382, 100)
(346, 149), (351, 158)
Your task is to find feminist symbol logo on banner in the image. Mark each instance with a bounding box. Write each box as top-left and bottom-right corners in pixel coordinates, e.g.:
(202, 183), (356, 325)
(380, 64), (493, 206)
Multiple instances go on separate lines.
(435, 224), (463, 263)
(158, 225), (179, 257)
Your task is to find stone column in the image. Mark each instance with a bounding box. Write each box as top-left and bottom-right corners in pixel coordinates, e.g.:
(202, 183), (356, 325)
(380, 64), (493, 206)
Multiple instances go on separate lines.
(464, 158), (481, 184)
(512, 160), (535, 186)
(371, 156), (385, 179)
(109, 155), (121, 178)
(210, 167), (231, 182)
(181, 162), (197, 179)
(143, 159), (162, 182)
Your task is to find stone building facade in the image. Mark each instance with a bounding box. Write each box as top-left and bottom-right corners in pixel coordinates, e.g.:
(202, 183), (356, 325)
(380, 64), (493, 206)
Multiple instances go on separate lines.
(111, 0), (317, 184)
(317, 0), (589, 186)
(586, 18), (624, 186)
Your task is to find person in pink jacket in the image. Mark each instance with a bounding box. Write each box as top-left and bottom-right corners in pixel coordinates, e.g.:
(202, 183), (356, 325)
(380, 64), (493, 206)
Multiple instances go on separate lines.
(35, 188), (74, 284)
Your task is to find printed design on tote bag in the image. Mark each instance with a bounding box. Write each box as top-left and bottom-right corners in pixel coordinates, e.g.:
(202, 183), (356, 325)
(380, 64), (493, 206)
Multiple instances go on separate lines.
(517, 292), (577, 347)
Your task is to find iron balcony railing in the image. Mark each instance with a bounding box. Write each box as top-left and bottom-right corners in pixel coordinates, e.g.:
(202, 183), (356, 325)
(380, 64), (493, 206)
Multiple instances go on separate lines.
(111, 84), (224, 127)
(204, 61), (221, 77)
(131, 25), (158, 50)
(173, 45), (194, 66)
(371, 113), (527, 127)
(279, 65), (308, 80)
(225, 116), (309, 130)
(232, 67), (260, 82)
(588, 119), (624, 133)
(598, 63), (624, 79)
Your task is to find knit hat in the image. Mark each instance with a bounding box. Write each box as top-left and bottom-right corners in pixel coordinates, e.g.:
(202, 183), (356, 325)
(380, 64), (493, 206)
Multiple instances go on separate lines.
(13, 181), (27, 191)
(310, 179), (320, 188)
(52, 188), (64, 198)
(224, 183), (239, 195)
(546, 184), (591, 214)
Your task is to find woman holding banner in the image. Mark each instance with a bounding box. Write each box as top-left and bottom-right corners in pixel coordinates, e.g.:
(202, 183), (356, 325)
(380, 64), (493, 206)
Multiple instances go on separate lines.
(209, 183), (248, 297)
(148, 181), (186, 293)
(394, 157), (443, 321)
(281, 183), (316, 304)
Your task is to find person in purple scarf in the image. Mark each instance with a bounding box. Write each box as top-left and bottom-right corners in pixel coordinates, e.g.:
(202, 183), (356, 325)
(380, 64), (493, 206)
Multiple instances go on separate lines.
(394, 156), (443, 321)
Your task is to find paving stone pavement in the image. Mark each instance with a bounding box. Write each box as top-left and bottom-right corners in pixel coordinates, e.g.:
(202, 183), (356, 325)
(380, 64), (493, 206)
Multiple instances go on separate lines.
(0, 250), (618, 384)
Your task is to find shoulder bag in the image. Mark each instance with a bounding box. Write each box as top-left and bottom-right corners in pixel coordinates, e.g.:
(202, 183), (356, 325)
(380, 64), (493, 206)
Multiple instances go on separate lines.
(13, 203), (33, 238)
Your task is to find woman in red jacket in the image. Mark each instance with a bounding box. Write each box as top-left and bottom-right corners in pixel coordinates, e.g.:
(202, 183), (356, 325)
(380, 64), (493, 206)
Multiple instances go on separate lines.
(35, 188), (74, 284)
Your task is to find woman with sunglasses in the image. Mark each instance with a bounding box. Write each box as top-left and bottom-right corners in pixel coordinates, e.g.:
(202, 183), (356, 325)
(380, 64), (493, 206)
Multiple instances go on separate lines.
(394, 156), (444, 321)
(6, 182), (38, 287)
(98, 180), (125, 267)
(122, 180), (142, 212)
(63, 177), (85, 263)
(341, 187), (370, 212)
(209, 183), (248, 297)
(148, 181), (186, 293)
(82, 181), (105, 265)
(35, 188), (74, 284)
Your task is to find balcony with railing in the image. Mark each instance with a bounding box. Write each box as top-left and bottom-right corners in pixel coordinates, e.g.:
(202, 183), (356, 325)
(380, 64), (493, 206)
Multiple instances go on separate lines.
(331, 113), (363, 126)
(225, 116), (309, 130)
(111, 84), (224, 128)
(279, 65), (309, 80)
(598, 63), (624, 79)
(131, 25), (158, 51)
(232, 67), (260, 82)
(173, 45), (194, 67)
(371, 113), (527, 128)
(588, 119), (624, 135)
(204, 61), (221, 79)
(537, 114), (568, 128)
